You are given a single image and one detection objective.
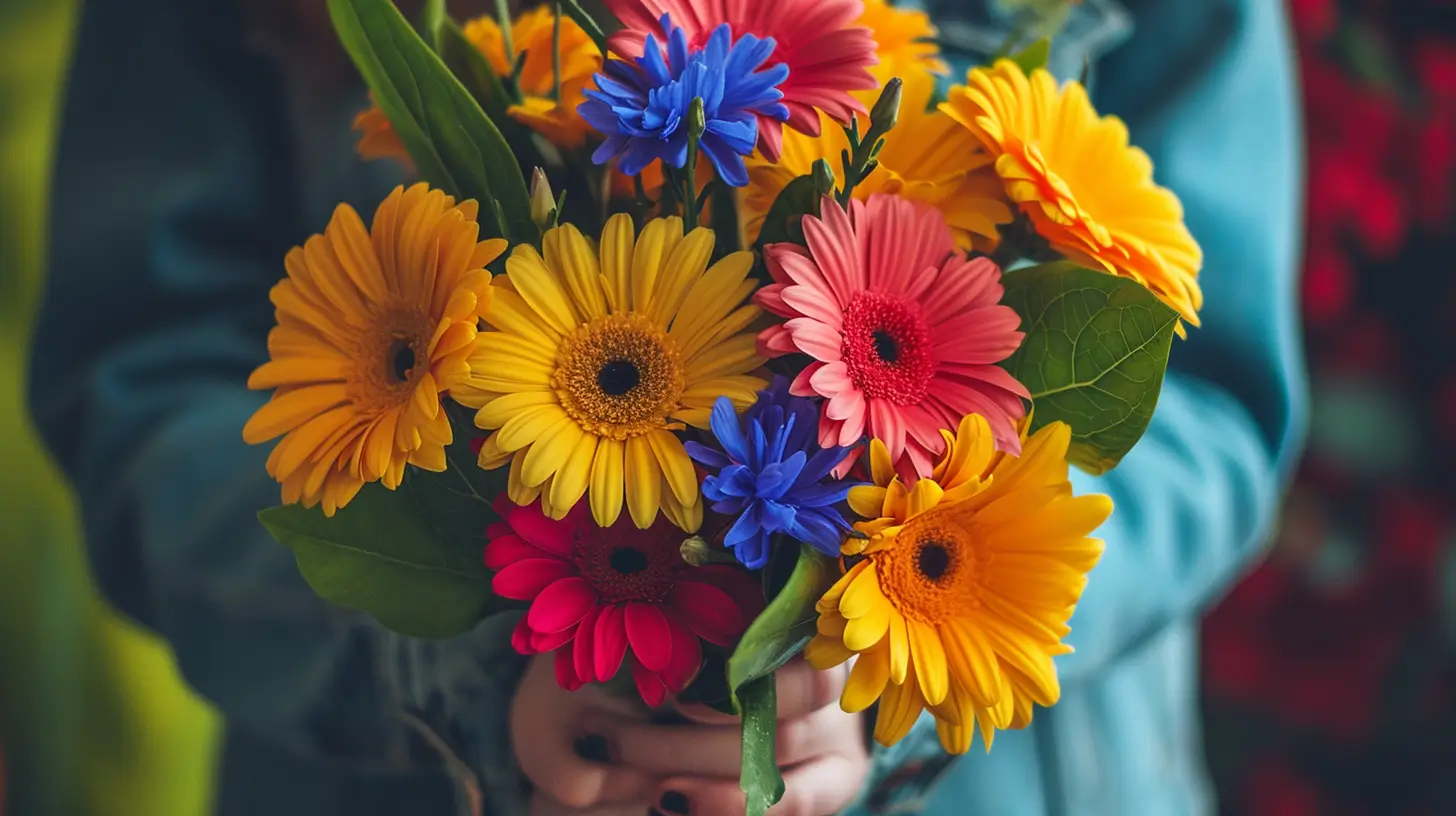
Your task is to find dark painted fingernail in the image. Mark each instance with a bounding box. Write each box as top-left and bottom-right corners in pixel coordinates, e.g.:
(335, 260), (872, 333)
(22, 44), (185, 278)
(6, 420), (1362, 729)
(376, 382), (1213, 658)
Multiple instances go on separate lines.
(659, 791), (690, 815)
(573, 733), (611, 763)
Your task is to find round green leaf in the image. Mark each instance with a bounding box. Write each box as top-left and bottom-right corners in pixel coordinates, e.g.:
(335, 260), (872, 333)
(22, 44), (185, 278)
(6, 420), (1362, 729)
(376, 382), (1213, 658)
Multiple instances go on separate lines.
(258, 480), (502, 639)
(999, 261), (1180, 475)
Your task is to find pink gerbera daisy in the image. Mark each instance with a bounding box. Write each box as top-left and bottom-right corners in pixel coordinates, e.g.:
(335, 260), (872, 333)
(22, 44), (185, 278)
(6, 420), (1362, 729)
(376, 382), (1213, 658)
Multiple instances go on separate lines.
(756, 194), (1030, 479)
(602, 0), (879, 161)
(486, 496), (762, 705)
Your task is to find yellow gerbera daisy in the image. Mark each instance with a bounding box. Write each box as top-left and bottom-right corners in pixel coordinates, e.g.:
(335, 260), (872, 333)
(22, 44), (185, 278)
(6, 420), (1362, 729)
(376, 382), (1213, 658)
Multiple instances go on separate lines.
(453, 215), (767, 532)
(243, 184), (505, 516)
(352, 5), (602, 164)
(806, 414), (1112, 754)
(940, 59), (1204, 327)
(740, 68), (1012, 250)
(858, 0), (948, 77)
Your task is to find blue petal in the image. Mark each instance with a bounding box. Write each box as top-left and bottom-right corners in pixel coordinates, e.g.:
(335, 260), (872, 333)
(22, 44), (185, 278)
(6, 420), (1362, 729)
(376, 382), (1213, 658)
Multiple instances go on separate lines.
(759, 499), (798, 534)
(785, 480), (852, 508)
(709, 396), (749, 464)
(791, 509), (849, 556)
(796, 446), (848, 488)
(732, 529), (773, 570)
(590, 133), (628, 166)
(755, 451), (806, 500)
(701, 136), (751, 187)
(724, 502), (765, 549)
(640, 35), (673, 86)
(711, 496), (749, 515)
(685, 440), (730, 469)
(719, 464), (759, 498)
(667, 18), (691, 76)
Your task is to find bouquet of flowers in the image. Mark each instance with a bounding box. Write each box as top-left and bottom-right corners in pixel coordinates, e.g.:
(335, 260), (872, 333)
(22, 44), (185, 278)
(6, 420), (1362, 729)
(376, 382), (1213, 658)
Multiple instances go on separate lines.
(244, 0), (1201, 811)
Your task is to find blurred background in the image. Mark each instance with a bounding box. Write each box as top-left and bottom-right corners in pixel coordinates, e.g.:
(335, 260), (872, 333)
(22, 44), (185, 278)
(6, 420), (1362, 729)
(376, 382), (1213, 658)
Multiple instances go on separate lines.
(0, 0), (1453, 814)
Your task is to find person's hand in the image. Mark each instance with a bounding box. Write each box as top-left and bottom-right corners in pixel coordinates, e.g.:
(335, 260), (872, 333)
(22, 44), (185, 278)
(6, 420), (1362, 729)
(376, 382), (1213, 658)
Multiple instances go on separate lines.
(511, 653), (871, 816)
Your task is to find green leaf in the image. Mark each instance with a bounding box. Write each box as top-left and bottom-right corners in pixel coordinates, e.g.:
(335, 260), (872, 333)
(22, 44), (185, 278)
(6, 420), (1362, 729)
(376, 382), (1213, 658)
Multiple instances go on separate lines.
(559, 0), (610, 58)
(404, 428), (509, 549)
(999, 261), (1180, 475)
(415, 0), (446, 49)
(738, 676), (785, 816)
(1009, 37), (1051, 73)
(328, 0), (533, 242)
(726, 543), (838, 695)
(259, 480), (502, 639)
(755, 175), (821, 250)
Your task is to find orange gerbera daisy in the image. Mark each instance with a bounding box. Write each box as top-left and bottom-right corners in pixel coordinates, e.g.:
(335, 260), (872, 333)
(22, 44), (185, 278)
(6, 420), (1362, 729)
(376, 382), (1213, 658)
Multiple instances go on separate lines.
(242, 184), (505, 515)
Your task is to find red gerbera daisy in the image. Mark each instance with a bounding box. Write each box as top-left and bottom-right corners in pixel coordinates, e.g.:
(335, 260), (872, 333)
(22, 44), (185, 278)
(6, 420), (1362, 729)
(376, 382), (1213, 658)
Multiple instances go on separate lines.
(602, 0), (879, 161)
(486, 496), (762, 705)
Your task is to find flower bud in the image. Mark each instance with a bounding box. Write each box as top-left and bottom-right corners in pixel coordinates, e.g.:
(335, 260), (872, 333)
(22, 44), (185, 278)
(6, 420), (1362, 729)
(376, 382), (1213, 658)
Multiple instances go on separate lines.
(687, 96), (707, 141)
(812, 158), (836, 197)
(870, 77), (903, 133)
(680, 535), (714, 567)
(529, 167), (557, 230)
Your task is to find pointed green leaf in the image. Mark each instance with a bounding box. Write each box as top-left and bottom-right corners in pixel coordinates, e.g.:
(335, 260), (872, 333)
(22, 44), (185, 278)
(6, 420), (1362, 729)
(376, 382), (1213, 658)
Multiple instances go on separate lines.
(1009, 37), (1052, 73)
(416, 0), (446, 48)
(259, 480), (502, 639)
(327, 0), (532, 242)
(559, 0), (610, 58)
(726, 543), (838, 695)
(1000, 261), (1179, 475)
(738, 676), (785, 816)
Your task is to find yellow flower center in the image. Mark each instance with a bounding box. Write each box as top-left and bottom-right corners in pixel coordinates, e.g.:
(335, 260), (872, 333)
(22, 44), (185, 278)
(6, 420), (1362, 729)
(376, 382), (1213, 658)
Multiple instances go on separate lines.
(873, 510), (986, 623)
(351, 304), (432, 412)
(552, 312), (684, 440)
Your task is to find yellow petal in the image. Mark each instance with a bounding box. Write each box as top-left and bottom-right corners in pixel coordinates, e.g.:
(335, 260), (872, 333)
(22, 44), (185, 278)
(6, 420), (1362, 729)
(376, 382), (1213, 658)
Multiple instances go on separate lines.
(847, 485), (888, 520)
(908, 619), (949, 706)
(520, 420), (584, 488)
(243, 384), (351, 444)
(630, 217), (684, 321)
(589, 437), (626, 527)
(805, 633), (854, 670)
(650, 226), (714, 326)
(888, 613), (910, 685)
(598, 212), (635, 313)
(549, 431), (598, 514)
(905, 478), (945, 519)
(873, 669), (925, 747)
(494, 403), (571, 451)
(868, 438), (896, 487)
(839, 566), (886, 620)
(843, 601), (891, 651)
(473, 391), (561, 430)
(841, 644), (891, 713)
(505, 244), (580, 335)
(624, 434), (662, 528)
(942, 620), (1003, 708)
(647, 429), (698, 507)
(544, 222), (608, 320)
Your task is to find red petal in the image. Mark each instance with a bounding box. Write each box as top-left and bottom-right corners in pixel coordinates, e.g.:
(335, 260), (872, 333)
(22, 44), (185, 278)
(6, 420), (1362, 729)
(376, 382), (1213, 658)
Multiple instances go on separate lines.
(484, 533), (556, 570)
(624, 602), (673, 672)
(693, 566), (765, 619)
(532, 625), (576, 653)
(505, 501), (577, 556)
(555, 646), (584, 691)
(668, 582), (747, 646)
(493, 558), (575, 601)
(527, 577), (599, 633)
(661, 614), (703, 693)
(631, 657), (669, 707)
(511, 614), (535, 655)
(573, 606), (601, 683)
(594, 603), (629, 682)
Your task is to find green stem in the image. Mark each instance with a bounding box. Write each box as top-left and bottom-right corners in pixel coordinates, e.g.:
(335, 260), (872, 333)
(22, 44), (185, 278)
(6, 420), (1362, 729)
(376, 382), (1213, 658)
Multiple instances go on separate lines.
(494, 0), (515, 63)
(551, 1), (562, 103)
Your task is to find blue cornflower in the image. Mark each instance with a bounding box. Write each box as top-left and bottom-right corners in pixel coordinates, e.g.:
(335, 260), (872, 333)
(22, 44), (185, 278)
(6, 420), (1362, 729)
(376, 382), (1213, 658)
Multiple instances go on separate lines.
(685, 378), (857, 570)
(578, 15), (789, 187)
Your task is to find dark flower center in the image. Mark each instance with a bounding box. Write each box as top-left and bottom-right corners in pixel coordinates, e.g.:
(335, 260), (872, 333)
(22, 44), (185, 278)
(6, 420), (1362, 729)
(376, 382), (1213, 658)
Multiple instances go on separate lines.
(609, 546), (649, 575)
(916, 542), (952, 582)
(872, 330), (900, 364)
(597, 359), (640, 396)
(389, 339), (417, 383)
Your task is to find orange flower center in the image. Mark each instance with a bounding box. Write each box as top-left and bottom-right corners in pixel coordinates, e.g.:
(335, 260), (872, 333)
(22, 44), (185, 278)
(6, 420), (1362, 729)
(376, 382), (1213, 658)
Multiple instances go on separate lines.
(553, 313), (685, 439)
(872, 509), (985, 623)
(350, 304), (433, 413)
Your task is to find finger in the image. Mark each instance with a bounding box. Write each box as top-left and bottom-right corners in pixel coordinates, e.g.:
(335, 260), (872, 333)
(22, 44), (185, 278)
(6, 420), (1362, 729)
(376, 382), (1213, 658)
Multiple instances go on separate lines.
(608, 720), (743, 777)
(530, 791), (650, 816)
(772, 659), (848, 720)
(675, 660), (849, 726)
(654, 754), (866, 816)
(775, 705), (861, 768)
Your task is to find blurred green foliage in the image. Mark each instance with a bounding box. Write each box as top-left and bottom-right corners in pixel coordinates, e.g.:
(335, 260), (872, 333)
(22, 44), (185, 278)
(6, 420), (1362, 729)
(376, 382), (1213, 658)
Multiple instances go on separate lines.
(0, 1), (221, 813)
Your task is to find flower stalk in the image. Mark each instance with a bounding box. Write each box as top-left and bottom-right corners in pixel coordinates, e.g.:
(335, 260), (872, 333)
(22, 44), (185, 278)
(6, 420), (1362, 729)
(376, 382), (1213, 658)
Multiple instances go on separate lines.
(836, 77), (902, 206)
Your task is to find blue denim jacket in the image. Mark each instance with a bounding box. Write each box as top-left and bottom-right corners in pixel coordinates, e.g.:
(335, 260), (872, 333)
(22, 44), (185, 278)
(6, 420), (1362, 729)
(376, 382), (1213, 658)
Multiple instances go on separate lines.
(31, 1), (1304, 814)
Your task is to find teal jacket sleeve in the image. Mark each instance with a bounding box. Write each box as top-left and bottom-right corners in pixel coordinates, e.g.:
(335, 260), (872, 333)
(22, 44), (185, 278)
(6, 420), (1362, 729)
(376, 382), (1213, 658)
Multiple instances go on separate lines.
(28, 0), (423, 766)
(850, 0), (1307, 807)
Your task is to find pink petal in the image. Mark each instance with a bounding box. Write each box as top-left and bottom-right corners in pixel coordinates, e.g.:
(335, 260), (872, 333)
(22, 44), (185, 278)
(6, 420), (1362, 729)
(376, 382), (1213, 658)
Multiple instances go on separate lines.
(493, 558), (575, 601)
(593, 603), (629, 682)
(781, 283), (844, 329)
(756, 117), (785, 162)
(787, 318), (843, 367)
(668, 581), (746, 646)
(790, 362), (823, 397)
(661, 615), (703, 692)
(824, 385), (865, 422)
(527, 576), (599, 633)
(868, 399), (907, 465)
(504, 502), (577, 557)
(860, 195), (954, 295)
(573, 605), (602, 683)
(555, 646), (584, 692)
(631, 657), (669, 707)
(809, 360), (854, 399)
(532, 626), (577, 653)
(774, 248), (835, 293)
(753, 282), (792, 315)
(922, 258), (1004, 326)
(625, 602), (673, 672)
(757, 324), (798, 358)
(511, 615), (535, 655)
(484, 534), (556, 570)
(802, 198), (863, 303)
(831, 444), (863, 479)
